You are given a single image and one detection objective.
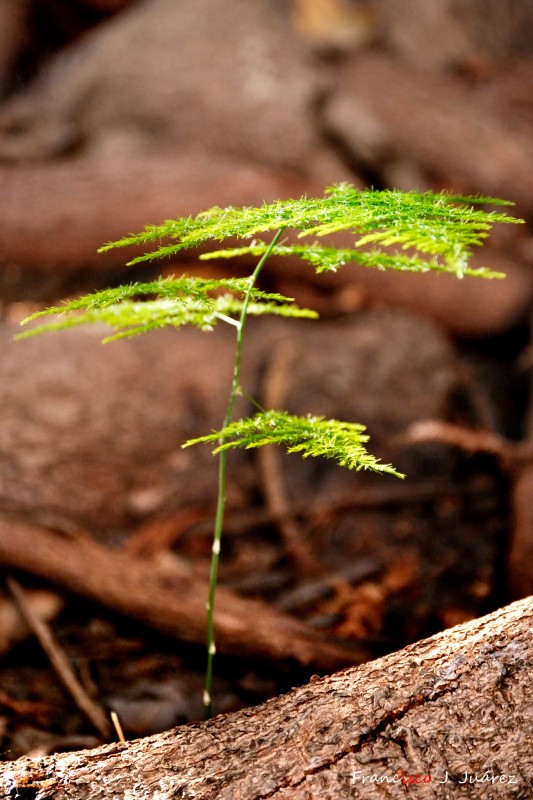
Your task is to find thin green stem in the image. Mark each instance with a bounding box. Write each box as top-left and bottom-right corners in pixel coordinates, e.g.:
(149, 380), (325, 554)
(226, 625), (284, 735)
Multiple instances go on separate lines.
(203, 228), (285, 718)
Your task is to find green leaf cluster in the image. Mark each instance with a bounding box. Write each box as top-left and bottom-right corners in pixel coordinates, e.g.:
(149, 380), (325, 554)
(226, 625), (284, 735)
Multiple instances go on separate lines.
(201, 242), (505, 278)
(17, 276), (317, 341)
(19, 184), (521, 341)
(184, 410), (404, 478)
(99, 182), (521, 278)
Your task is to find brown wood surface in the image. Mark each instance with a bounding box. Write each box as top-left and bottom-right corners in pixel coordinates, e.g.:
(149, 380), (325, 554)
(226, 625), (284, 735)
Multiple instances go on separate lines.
(1, 595), (531, 799)
(0, 156), (322, 273)
(0, 321), (252, 535)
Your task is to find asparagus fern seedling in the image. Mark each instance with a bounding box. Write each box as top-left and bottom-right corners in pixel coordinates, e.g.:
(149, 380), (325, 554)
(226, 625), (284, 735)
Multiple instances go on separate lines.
(18, 183), (522, 718)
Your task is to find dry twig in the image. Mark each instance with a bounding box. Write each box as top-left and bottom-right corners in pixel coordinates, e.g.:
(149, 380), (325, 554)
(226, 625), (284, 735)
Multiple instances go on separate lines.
(5, 576), (112, 740)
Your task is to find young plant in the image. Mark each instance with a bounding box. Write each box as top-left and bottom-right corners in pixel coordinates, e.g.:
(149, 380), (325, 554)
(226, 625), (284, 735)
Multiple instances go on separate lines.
(17, 183), (521, 717)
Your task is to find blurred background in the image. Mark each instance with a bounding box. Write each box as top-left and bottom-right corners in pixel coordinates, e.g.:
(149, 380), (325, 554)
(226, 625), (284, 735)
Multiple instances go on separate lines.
(0, 0), (532, 758)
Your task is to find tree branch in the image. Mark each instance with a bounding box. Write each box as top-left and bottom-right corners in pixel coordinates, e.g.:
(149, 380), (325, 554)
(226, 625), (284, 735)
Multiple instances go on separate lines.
(1, 596), (531, 798)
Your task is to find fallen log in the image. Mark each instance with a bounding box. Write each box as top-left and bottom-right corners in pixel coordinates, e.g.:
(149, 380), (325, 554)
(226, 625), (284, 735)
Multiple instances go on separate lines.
(1, 595), (531, 798)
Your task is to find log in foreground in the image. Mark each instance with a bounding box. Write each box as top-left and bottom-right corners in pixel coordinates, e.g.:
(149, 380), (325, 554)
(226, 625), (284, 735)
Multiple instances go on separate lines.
(1, 596), (531, 799)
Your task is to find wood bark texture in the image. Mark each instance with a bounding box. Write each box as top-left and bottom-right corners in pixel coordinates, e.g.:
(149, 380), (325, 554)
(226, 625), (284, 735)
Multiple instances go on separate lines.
(0, 157), (322, 273)
(0, 321), (254, 535)
(1, 596), (531, 799)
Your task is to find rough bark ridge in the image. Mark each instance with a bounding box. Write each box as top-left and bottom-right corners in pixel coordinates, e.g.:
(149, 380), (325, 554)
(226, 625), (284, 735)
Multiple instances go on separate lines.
(1, 596), (531, 799)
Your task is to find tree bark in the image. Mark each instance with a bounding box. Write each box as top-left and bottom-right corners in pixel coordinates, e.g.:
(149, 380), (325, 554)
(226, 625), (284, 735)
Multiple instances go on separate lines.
(1, 595), (531, 799)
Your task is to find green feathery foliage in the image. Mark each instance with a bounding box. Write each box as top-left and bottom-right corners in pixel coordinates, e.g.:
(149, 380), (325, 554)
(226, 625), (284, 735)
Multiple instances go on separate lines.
(98, 182), (521, 278)
(201, 242), (505, 278)
(18, 184), (521, 341)
(17, 277), (317, 341)
(184, 411), (404, 478)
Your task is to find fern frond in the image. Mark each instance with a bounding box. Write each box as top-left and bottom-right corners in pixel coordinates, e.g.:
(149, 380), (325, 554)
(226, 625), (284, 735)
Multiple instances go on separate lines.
(98, 183), (521, 279)
(17, 282), (317, 341)
(19, 276), (302, 321)
(183, 410), (404, 478)
(201, 242), (505, 279)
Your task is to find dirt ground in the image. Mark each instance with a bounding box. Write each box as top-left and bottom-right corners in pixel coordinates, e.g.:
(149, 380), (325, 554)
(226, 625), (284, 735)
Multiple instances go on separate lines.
(0, 0), (532, 761)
